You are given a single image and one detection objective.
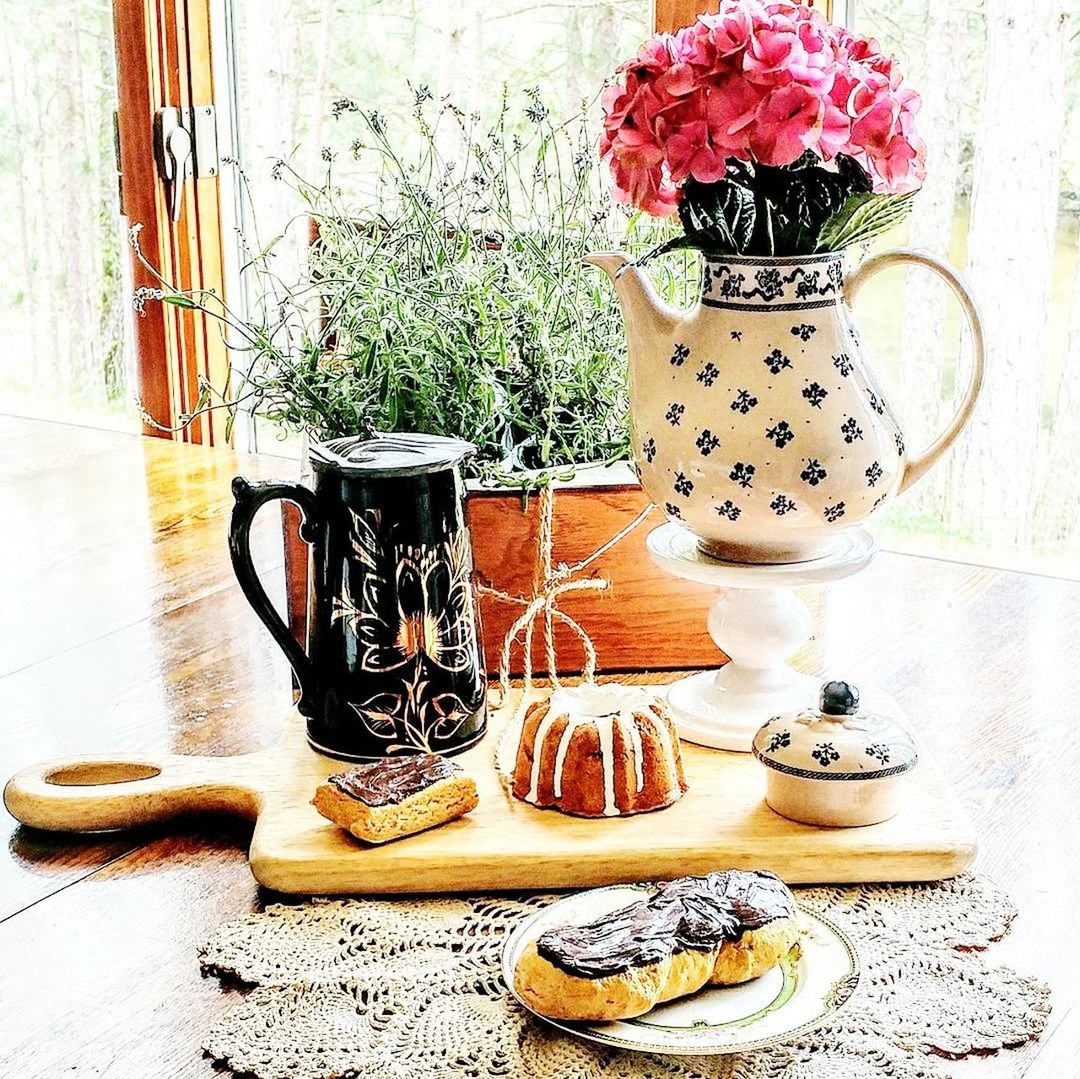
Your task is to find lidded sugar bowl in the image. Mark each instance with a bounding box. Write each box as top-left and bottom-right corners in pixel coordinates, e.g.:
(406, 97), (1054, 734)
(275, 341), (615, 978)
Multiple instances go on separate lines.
(752, 680), (917, 827)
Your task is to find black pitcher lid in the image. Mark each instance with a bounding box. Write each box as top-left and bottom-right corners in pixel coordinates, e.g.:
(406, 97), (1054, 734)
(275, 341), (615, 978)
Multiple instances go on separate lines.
(309, 433), (476, 479)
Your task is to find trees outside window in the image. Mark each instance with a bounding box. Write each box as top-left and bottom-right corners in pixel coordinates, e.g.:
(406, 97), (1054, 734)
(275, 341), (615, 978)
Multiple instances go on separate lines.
(853, 0), (1079, 576)
(0, 1), (135, 429)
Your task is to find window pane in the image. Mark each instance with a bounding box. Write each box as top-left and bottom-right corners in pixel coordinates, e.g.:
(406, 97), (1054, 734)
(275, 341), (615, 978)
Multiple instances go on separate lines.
(224, 0), (652, 455)
(229, 0), (649, 209)
(852, 0), (1080, 578)
(0, 1), (135, 429)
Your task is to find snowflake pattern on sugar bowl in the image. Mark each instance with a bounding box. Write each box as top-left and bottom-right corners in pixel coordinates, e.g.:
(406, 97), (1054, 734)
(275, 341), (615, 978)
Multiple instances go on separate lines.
(586, 248), (985, 563)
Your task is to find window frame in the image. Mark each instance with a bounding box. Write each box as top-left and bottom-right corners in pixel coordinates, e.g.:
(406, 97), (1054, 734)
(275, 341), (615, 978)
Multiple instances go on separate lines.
(113, 0), (229, 443)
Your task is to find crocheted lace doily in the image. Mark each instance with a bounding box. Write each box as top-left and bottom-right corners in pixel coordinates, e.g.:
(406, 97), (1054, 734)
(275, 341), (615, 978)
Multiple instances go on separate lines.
(200, 874), (1049, 1079)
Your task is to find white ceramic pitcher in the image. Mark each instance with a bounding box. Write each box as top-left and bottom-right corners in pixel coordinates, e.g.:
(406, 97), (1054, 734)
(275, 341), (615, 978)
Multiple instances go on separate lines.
(588, 248), (985, 564)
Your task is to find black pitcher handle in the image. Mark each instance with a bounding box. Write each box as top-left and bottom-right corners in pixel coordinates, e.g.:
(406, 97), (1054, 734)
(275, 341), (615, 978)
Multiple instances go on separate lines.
(229, 476), (321, 717)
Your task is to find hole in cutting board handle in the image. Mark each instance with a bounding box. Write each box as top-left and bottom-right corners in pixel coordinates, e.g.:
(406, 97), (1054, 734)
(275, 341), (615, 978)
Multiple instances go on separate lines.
(44, 762), (162, 786)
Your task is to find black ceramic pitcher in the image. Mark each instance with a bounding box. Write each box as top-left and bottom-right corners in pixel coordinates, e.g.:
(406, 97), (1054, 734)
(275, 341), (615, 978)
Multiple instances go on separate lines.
(229, 434), (487, 760)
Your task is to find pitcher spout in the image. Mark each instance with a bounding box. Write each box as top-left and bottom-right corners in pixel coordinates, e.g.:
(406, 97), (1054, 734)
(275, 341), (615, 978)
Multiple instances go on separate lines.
(584, 251), (680, 372)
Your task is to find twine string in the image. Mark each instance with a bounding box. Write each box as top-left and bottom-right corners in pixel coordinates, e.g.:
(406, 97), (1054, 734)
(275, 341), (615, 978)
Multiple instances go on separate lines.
(476, 485), (655, 720)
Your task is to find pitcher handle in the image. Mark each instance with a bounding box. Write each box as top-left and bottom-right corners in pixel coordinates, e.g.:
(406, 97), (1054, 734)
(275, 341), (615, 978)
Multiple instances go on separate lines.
(844, 247), (986, 496)
(229, 476), (321, 717)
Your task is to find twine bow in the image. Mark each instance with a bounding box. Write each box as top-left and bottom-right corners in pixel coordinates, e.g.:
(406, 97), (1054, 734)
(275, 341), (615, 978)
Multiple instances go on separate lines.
(476, 485), (655, 717)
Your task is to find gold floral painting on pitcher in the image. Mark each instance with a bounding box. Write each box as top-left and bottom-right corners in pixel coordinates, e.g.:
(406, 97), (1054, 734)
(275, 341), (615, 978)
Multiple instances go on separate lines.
(332, 508), (486, 754)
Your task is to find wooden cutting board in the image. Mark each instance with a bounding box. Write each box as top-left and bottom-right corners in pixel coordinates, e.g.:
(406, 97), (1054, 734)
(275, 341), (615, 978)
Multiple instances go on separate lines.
(4, 690), (976, 894)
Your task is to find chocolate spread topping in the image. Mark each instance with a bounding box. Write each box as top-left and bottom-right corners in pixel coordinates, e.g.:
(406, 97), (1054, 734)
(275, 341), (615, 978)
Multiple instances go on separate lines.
(536, 870), (796, 979)
(327, 753), (459, 807)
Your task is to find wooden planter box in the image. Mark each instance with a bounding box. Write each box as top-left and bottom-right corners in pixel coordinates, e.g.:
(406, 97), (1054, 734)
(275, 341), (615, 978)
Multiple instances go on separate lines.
(283, 472), (720, 674)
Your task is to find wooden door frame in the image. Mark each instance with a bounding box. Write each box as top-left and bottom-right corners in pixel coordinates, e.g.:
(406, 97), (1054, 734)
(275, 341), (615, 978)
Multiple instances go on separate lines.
(113, 0), (228, 444)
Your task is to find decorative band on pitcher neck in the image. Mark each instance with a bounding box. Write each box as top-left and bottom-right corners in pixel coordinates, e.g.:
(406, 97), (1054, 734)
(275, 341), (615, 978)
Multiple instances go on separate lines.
(702, 253), (845, 311)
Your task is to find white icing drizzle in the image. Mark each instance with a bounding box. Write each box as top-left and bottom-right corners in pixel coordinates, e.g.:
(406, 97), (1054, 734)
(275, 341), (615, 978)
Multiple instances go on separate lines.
(551, 714), (585, 799)
(547, 713), (619, 817)
(644, 707), (678, 789)
(523, 686), (678, 816)
(526, 706), (565, 803)
(624, 714), (645, 793)
(595, 712), (618, 816)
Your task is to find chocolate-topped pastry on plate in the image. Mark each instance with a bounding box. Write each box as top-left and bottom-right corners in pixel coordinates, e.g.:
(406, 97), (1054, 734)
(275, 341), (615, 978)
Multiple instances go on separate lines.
(312, 753), (479, 844)
(513, 869), (800, 1021)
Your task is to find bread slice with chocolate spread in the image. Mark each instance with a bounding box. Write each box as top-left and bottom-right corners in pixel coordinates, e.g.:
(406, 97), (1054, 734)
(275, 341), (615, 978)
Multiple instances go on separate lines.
(312, 753), (479, 844)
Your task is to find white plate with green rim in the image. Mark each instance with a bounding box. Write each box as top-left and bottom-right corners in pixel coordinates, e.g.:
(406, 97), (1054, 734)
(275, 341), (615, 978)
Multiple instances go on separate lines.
(502, 883), (860, 1055)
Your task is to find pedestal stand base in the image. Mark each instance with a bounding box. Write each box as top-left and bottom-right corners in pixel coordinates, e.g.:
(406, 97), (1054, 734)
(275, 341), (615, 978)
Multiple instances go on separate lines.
(647, 524), (879, 752)
(666, 667), (822, 751)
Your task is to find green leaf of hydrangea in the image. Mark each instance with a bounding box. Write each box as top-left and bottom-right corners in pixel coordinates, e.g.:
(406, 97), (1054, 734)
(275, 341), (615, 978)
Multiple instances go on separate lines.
(816, 192), (917, 252)
(752, 154), (872, 255)
(678, 177), (756, 256)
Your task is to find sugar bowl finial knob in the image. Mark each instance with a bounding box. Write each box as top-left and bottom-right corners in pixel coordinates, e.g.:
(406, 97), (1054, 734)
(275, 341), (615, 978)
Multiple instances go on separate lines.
(819, 680), (860, 716)
(752, 679), (918, 827)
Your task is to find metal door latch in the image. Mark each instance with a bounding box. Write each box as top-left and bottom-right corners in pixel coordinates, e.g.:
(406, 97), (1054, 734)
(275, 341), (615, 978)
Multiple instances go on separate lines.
(153, 105), (219, 223)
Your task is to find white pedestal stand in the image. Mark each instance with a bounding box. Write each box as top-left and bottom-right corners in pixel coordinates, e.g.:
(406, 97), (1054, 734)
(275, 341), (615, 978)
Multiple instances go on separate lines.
(646, 523), (878, 752)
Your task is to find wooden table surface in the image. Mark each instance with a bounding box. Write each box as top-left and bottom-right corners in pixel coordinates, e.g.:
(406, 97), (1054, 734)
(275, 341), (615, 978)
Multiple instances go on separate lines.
(0, 414), (1077, 1076)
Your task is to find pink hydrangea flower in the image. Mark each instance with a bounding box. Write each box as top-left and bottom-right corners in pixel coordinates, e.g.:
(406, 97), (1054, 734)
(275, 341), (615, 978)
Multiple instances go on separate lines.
(706, 74), (764, 156)
(744, 24), (808, 85)
(600, 0), (924, 214)
(667, 118), (730, 183)
(750, 83), (824, 166)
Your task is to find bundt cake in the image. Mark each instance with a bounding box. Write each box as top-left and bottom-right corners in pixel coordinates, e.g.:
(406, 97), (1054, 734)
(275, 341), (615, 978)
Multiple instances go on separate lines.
(511, 683), (687, 817)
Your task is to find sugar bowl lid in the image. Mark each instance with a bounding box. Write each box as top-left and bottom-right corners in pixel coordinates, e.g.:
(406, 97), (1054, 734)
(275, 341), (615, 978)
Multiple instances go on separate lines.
(310, 433), (476, 478)
(752, 680), (918, 781)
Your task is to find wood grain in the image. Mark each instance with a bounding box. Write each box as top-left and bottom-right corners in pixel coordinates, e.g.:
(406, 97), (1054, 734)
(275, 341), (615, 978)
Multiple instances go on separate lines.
(282, 479), (725, 674)
(113, 0), (175, 437)
(0, 418), (289, 918)
(654, 0), (720, 33)
(468, 486), (719, 671)
(0, 419), (288, 675)
(5, 690), (976, 893)
(0, 827), (261, 1079)
(112, 0), (229, 443)
(2, 416), (1079, 1074)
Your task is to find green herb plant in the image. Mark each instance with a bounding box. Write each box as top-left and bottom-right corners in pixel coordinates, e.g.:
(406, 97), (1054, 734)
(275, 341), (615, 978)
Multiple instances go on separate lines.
(132, 88), (692, 484)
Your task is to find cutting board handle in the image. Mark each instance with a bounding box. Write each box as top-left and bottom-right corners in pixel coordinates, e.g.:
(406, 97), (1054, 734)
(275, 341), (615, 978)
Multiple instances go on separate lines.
(3, 754), (260, 832)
